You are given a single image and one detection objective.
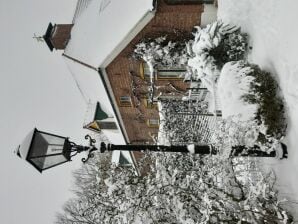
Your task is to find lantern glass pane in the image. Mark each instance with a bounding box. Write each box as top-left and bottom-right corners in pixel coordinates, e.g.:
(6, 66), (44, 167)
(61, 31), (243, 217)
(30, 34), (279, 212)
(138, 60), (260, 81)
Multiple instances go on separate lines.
(31, 154), (68, 170)
(28, 131), (68, 170)
(29, 132), (65, 158)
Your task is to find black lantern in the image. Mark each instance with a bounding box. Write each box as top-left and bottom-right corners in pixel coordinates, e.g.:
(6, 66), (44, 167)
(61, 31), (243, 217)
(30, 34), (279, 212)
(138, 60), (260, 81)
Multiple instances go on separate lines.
(16, 128), (72, 172)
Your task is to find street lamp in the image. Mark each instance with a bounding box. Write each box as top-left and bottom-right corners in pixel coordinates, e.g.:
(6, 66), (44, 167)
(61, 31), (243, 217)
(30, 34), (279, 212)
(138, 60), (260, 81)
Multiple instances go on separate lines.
(15, 128), (98, 173)
(16, 128), (288, 173)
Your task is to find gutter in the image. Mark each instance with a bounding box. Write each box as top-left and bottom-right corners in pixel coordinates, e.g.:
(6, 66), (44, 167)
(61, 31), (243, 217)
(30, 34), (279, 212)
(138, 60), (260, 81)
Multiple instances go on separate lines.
(98, 69), (141, 175)
(98, 68), (129, 144)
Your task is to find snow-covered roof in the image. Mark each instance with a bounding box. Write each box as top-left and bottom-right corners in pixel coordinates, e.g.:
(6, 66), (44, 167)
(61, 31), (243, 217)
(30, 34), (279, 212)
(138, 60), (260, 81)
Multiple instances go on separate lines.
(63, 57), (127, 144)
(65, 0), (154, 68)
(72, 0), (92, 23)
(64, 0), (155, 175)
(83, 101), (109, 126)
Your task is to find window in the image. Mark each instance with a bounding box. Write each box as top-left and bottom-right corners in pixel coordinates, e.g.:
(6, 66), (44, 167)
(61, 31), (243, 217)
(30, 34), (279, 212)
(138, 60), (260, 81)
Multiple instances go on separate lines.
(119, 96), (132, 107)
(143, 98), (158, 109)
(98, 121), (117, 130)
(157, 66), (186, 80)
(141, 63), (186, 80)
(140, 62), (152, 80)
(147, 119), (159, 128)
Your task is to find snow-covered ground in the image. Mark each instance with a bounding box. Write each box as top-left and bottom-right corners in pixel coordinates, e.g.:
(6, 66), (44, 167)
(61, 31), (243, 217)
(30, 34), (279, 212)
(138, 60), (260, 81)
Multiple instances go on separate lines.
(218, 0), (298, 216)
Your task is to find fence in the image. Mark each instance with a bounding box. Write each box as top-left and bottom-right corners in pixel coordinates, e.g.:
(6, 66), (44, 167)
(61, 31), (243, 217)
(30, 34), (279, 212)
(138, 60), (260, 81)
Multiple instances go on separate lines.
(159, 81), (222, 145)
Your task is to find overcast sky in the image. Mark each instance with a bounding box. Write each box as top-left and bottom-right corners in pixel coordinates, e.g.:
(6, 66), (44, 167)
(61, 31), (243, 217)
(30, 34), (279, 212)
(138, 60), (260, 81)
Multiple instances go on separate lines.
(0, 0), (91, 223)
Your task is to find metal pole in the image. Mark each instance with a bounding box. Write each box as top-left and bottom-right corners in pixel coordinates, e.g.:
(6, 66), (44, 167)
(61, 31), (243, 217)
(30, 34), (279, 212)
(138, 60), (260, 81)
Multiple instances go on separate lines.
(98, 142), (286, 158)
(106, 143), (217, 154)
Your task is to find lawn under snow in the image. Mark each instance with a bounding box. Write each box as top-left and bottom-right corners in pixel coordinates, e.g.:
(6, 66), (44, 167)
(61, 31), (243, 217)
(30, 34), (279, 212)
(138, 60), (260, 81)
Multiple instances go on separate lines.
(218, 0), (298, 217)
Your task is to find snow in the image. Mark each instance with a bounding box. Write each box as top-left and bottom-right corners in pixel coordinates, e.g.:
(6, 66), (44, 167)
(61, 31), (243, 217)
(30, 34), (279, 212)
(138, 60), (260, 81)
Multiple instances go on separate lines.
(63, 57), (131, 167)
(16, 128), (35, 159)
(157, 101), (170, 145)
(187, 144), (195, 154)
(200, 4), (218, 28)
(217, 61), (257, 121)
(219, 0), (298, 216)
(65, 0), (153, 68)
(72, 0), (92, 23)
(64, 57), (114, 118)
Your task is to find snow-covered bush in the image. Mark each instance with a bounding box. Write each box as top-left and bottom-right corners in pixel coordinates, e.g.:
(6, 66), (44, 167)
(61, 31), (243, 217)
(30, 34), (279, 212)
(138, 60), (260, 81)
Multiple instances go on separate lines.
(242, 64), (287, 139)
(188, 20), (248, 92)
(209, 30), (248, 68)
(216, 61), (286, 151)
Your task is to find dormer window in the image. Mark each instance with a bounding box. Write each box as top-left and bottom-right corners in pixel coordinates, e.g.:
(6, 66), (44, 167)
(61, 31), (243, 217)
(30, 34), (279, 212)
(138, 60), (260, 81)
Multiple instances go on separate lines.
(83, 102), (117, 133)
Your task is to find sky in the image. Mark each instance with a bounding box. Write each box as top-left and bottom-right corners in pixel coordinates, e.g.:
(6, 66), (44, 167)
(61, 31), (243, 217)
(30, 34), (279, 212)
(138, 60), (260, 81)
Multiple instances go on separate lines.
(0, 0), (91, 223)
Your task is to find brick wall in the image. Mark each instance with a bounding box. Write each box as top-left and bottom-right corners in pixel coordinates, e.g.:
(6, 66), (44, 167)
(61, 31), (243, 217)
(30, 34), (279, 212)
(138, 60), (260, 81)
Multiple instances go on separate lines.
(51, 24), (73, 50)
(106, 0), (203, 144)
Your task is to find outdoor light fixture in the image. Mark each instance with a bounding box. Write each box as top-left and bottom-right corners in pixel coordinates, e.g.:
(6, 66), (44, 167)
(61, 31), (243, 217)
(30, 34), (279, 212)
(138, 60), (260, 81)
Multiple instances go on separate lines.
(16, 128), (287, 173)
(16, 128), (98, 173)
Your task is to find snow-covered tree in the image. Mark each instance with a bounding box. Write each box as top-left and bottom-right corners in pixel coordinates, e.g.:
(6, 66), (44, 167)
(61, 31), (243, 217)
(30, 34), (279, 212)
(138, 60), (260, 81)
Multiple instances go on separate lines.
(134, 36), (190, 69)
(55, 150), (292, 224)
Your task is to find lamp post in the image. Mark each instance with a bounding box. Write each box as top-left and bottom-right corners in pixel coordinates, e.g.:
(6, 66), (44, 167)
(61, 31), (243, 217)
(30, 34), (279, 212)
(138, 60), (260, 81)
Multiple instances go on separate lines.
(16, 128), (288, 173)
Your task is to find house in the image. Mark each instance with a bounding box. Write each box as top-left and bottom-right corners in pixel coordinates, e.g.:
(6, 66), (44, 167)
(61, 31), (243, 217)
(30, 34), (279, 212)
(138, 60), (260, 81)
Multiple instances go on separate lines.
(41, 0), (217, 174)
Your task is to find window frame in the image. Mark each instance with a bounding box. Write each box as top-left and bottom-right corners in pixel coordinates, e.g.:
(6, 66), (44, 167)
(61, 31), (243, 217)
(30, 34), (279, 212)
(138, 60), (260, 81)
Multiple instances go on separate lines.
(140, 62), (153, 80)
(157, 67), (186, 80)
(119, 96), (132, 107)
(142, 98), (158, 109)
(146, 118), (160, 128)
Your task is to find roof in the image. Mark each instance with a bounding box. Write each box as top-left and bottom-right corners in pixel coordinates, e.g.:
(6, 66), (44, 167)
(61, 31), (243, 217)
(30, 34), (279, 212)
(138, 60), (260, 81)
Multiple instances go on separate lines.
(72, 0), (92, 23)
(94, 102), (108, 120)
(63, 0), (155, 175)
(111, 150), (139, 175)
(63, 56), (127, 145)
(43, 23), (54, 51)
(65, 0), (154, 68)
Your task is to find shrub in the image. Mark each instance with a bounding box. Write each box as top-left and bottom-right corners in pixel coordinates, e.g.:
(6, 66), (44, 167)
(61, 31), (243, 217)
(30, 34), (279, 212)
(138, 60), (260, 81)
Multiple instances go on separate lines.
(242, 64), (287, 139)
(210, 30), (248, 68)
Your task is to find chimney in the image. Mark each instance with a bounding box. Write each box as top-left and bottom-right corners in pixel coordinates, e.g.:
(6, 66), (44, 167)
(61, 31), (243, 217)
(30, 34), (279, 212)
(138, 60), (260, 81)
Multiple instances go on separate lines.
(43, 23), (73, 51)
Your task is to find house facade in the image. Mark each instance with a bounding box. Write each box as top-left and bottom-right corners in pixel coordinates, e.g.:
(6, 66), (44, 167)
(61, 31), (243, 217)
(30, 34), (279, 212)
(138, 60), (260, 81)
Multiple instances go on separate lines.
(41, 0), (217, 173)
(104, 0), (204, 144)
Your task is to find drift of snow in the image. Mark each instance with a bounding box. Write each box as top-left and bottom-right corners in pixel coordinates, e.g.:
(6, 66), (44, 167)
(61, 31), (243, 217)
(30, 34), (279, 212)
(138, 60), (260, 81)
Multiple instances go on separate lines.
(219, 0), (298, 218)
(217, 61), (257, 121)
